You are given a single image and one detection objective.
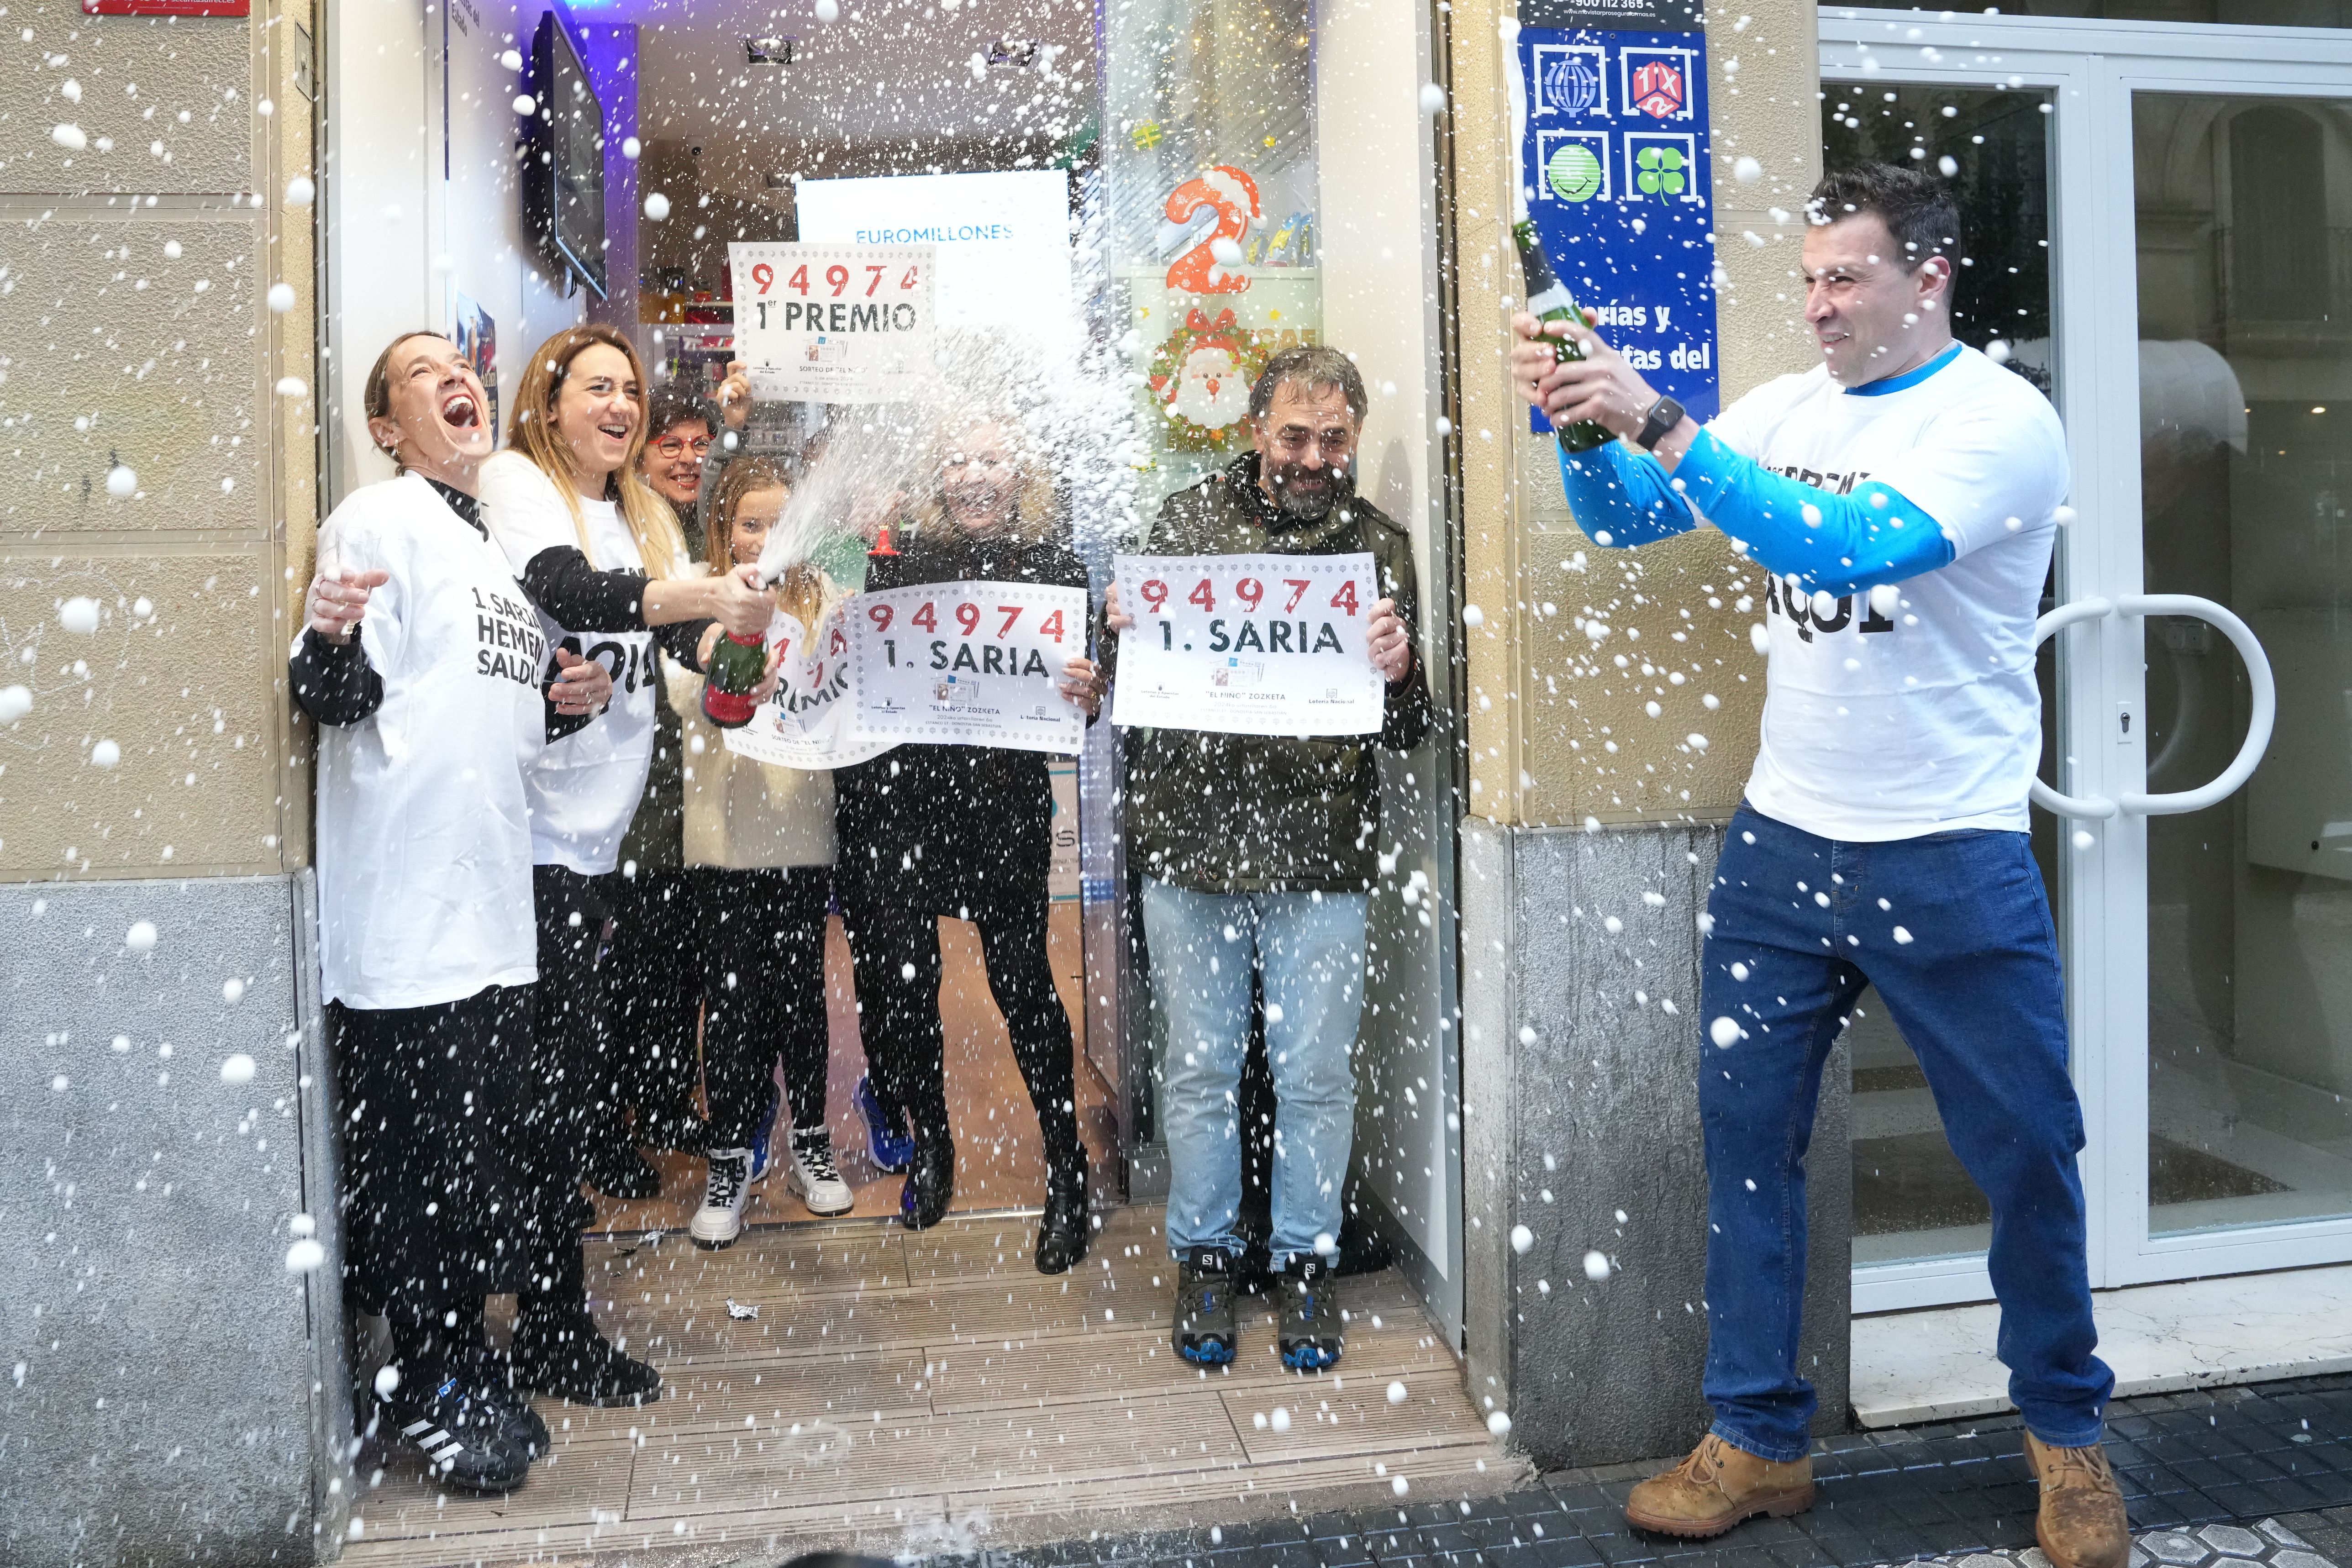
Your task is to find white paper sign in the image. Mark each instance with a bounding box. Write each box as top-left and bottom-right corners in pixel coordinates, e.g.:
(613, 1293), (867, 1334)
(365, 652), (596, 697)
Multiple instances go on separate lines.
(1110, 553), (1386, 737)
(793, 170), (1076, 347)
(726, 242), (935, 402)
(849, 579), (1089, 754)
(722, 602), (895, 770)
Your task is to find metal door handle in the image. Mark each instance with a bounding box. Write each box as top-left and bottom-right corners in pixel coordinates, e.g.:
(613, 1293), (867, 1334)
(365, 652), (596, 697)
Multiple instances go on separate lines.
(2028, 593), (2276, 820)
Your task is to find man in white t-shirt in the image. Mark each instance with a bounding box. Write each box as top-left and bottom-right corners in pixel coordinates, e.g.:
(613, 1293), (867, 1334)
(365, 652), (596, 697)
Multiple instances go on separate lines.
(1510, 163), (2125, 1568)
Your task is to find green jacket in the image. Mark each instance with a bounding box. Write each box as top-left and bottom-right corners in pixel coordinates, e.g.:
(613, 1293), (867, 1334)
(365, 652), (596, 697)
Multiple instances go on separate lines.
(1101, 452), (1434, 895)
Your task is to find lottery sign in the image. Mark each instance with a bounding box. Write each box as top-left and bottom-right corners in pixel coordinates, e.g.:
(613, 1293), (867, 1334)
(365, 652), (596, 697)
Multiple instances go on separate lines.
(1109, 553), (1385, 737)
(721, 602), (894, 770)
(727, 242), (936, 402)
(848, 579), (1089, 754)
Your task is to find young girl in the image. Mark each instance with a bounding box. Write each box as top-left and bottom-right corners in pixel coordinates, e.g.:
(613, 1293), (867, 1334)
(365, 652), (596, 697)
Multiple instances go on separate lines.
(672, 456), (857, 1247)
(832, 414), (1106, 1271)
(478, 326), (771, 1398)
(293, 330), (616, 1492)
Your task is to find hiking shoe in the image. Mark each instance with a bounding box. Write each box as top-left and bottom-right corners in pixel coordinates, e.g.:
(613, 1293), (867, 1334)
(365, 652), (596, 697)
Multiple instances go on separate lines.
(511, 1302), (662, 1408)
(855, 1074), (915, 1173)
(1173, 1246), (1238, 1365)
(1276, 1253), (1344, 1369)
(374, 1361), (531, 1493)
(582, 1143), (662, 1201)
(1034, 1158), (1090, 1275)
(787, 1128), (855, 1215)
(690, 1147), (754, 1250)
(2025, 1433), (2130, 1568)
(1624, 1433), (1815, 1537)
(899, 1131), (954, 1230)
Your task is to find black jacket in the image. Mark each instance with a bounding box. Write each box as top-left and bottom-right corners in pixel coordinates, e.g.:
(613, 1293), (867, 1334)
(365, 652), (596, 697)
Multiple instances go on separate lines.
(833, 522), (1087, 916)
(1098, 452), (1432, 894)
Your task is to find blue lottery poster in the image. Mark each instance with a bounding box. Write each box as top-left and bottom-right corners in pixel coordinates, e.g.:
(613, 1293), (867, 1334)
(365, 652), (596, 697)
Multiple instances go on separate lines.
(1518, 0), (1720, 430)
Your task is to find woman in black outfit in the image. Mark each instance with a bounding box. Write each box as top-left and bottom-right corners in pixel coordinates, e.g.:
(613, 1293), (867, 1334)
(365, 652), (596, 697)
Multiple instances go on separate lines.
(834, 415), (1105, 1271)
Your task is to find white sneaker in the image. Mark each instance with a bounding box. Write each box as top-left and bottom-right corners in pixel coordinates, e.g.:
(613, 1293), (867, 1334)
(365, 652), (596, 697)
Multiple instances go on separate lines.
(787, 1129), (855, 1216)
(690, 1148), (753, 1249)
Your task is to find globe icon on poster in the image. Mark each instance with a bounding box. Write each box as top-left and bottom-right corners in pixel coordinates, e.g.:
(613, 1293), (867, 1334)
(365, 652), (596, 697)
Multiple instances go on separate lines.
(1540, 53), (1601, 117)
(1547, 143), (1605, 203)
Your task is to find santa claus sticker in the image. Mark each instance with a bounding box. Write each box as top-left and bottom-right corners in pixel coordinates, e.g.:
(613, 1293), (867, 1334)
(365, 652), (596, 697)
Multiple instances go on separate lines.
(1148, 307), (1270, 452)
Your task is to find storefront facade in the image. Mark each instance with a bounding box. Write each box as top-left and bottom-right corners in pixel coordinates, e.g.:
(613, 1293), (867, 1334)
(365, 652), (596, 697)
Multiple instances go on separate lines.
(6, 0), (2351, 1556)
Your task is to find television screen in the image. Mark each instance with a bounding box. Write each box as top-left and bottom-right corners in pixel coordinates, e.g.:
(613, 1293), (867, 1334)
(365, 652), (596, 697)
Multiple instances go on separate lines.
(526, 11), (607, 299)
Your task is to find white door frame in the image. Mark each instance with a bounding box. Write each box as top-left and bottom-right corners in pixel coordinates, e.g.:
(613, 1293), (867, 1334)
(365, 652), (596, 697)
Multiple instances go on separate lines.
(1822, 9), (2352, 1312)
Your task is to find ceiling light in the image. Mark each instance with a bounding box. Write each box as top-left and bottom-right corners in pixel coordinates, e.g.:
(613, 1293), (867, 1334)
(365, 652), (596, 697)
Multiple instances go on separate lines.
(984, 39), (1039, 66)
(745, 36), (796, 64)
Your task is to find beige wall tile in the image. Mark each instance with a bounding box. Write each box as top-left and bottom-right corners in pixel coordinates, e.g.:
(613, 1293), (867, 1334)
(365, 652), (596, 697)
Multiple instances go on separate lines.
(1450, 0), (1820, 824)
(0, 547), (284, 879)
(0, 14), (255, 197)
(0, 205), (269, 537)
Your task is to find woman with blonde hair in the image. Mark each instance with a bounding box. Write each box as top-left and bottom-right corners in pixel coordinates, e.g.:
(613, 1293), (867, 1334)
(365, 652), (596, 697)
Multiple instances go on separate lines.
(832, 412), (1105, 1270)
(672, 455), (865, 1246)
(478, 325), (770, 1402)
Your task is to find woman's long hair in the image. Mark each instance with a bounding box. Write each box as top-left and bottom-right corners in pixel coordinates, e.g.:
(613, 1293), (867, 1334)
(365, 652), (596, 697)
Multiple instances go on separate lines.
(709, 456), (821, 626)
(505, 325), (686, 580)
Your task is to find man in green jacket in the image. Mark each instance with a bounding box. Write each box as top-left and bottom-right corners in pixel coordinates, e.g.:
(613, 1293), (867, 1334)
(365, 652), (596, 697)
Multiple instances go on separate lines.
(1102, 344), (1432, 1370)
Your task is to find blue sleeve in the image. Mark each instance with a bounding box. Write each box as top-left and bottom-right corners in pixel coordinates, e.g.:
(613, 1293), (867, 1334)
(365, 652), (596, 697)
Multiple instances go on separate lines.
(1554, 429), (1957, 596)
(1552, 440), (1701, 548)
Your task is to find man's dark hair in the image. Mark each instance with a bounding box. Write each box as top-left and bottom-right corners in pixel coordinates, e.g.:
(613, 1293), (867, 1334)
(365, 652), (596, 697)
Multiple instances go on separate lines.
(1809, 162), (1963, 268)
(645, 380), (715, 442)
(1248, 343), (1369, 425)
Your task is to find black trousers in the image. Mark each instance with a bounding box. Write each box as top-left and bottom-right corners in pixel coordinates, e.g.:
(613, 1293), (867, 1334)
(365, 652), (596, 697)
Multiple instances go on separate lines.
(532, 864), (631, 1174)
(697, 865), (833, 1149)
(840, 894), (1080, 1168)
(331, 984), (595, 1358)
(602, 867), (705, 1144)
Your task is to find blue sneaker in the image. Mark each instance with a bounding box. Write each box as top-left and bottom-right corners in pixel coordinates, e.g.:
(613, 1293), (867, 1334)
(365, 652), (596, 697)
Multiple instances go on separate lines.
(1277, 1254), (1343, 1370)
(855, 1074), (915, 1173)
(746, 1089), (782, 1183)
(1174, 1247), (1237, 1365)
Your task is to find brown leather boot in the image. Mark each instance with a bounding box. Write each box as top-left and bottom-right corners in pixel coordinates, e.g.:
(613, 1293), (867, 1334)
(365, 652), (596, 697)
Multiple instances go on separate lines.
(1624, 1432), (1816, 1537)
(2025, 1433), (2131, 1568)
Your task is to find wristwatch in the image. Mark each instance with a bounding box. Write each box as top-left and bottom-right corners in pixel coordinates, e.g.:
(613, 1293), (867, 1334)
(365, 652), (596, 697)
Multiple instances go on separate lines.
(1634, 394), (1686, 451)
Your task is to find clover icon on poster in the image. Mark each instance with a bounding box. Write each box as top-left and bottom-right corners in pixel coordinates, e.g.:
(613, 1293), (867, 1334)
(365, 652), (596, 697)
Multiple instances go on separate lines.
(1635, 144), (1687, 197)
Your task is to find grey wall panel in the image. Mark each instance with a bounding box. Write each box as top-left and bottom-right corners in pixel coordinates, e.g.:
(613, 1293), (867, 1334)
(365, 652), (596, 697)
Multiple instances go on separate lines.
(0, 874), (318, 1566)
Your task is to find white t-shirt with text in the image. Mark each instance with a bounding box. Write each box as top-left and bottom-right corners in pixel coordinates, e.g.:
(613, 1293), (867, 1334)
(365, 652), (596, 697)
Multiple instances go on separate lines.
(1704, 344), (2070, 840)
(309, 473), (547, 1010)
(479, 450), (661, 875)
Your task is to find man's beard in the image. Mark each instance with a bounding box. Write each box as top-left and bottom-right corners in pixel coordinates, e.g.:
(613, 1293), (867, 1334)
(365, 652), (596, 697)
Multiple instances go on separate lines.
(1264, 458), (1353, 520)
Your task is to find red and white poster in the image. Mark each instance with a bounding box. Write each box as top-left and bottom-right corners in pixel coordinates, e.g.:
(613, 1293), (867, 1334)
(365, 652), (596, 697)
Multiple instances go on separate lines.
(1110, 553), (1385, 737)
(848, 579), (1089, 755)
(727, 242), (935, 403)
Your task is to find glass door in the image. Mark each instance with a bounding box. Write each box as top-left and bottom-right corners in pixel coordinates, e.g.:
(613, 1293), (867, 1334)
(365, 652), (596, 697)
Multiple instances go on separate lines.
(1821, 12), (2352, 1305)
(2129, 88), (2352, 1266)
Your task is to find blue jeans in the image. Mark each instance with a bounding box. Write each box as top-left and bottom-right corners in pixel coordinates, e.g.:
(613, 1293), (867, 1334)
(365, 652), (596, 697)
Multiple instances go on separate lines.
(1700, 805), (2113, 1461)
(1142, 877), (1368, 1266)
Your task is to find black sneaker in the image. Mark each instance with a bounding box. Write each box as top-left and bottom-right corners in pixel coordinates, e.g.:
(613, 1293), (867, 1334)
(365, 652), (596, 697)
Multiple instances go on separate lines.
(511, 1302), (663, 1407)
(582, 1143), (663, 1201)
(374, 1361), (531, 1493)
(1276, 1253), (1343, 1369)
(1173, 1246), (1238, 1365)
(462, 1342), (550, 1459)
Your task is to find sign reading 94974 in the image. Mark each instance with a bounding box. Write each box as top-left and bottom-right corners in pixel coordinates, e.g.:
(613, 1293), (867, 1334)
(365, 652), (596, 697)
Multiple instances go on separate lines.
(847, 579), (1089, 755)
(727, 242), (936, 403)
(1110, 553), (1385, 738)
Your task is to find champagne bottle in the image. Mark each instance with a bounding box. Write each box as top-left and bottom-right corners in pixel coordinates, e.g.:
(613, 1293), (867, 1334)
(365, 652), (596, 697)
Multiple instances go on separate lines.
(1512, 218), (1614, 454)
(700, 630), (767, 729)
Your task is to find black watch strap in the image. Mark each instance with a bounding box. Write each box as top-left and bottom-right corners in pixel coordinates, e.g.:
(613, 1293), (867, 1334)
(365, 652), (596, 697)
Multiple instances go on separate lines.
(1635, 395), (1686, 452)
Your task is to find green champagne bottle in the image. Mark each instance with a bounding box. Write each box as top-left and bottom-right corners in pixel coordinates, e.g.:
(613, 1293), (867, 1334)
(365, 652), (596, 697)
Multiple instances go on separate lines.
(700, 630), (768, 729)
(1512, 218), (1615, 454)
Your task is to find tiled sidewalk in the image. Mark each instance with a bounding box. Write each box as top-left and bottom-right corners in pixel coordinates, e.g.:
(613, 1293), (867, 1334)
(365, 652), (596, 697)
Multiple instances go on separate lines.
(993, 1376), (2352, 1568)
